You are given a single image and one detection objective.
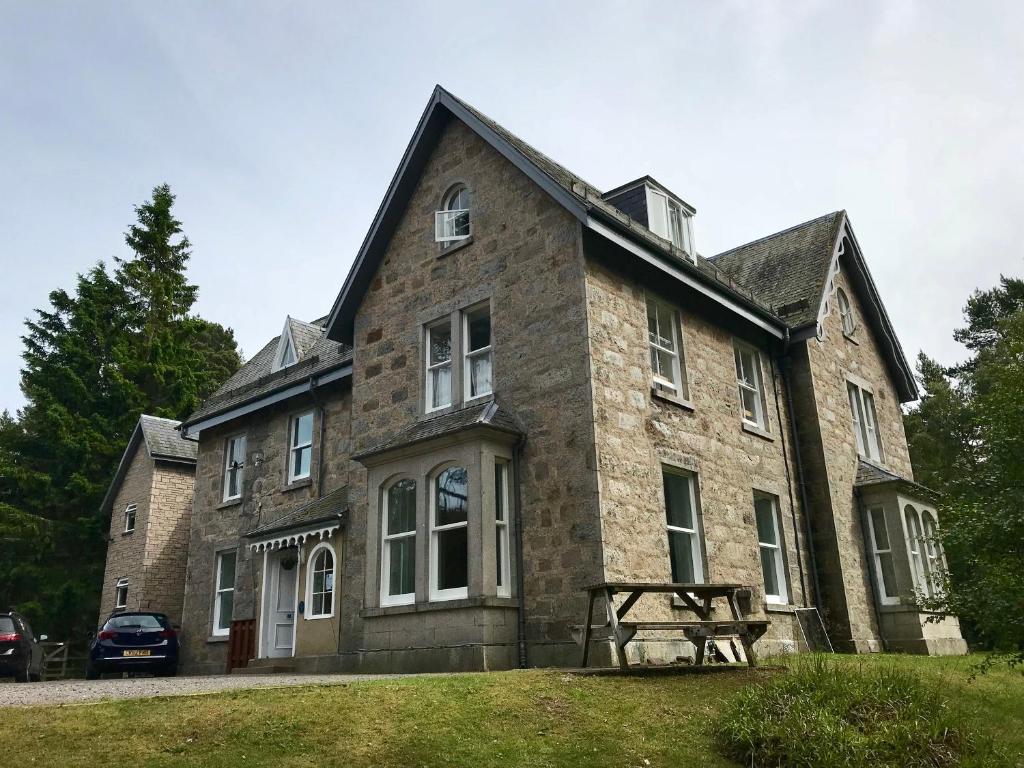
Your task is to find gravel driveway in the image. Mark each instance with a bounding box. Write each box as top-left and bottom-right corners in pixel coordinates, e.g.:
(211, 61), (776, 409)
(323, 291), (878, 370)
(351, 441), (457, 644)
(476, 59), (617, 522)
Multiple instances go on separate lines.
(0, 673), (400, 708)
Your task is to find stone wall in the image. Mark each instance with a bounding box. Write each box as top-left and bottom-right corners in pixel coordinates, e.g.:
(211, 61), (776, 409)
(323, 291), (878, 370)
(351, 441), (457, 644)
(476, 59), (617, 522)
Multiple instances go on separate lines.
(582, 255), (812, 657)
(98, 442), (153, 624)
(790, 255), (916, 651)
(179, 381), (355, 675)
(138, 462), (195, 625)
(347, 116), (603, 668)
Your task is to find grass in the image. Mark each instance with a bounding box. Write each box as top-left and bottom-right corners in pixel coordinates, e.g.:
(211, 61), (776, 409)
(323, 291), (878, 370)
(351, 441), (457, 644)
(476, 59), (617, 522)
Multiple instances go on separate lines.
(1, 655), (1021, 767)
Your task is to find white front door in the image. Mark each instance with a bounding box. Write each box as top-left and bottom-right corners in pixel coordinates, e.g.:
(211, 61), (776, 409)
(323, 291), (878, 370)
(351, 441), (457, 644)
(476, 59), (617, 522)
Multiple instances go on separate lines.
(263, 547), (298, 658)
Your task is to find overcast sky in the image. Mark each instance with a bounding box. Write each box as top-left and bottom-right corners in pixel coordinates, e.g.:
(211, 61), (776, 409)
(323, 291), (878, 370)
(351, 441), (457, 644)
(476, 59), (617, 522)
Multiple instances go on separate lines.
(2, 1), (1022, 413)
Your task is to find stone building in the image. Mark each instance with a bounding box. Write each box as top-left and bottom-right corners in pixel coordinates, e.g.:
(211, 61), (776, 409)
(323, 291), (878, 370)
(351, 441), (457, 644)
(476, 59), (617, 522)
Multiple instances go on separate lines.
(133, 85), (964, 673)
(98, 415), (197, 626)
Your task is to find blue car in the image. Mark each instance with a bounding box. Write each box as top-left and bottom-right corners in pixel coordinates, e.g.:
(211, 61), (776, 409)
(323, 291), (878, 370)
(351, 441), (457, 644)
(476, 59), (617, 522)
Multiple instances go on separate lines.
(87, 612), (179, 679)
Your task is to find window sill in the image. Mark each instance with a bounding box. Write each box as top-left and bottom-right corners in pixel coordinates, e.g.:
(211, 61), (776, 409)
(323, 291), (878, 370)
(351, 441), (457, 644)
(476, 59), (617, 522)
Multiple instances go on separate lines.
(741, 422), (774, 442)
(765, 602), (798, 614)
(304, 613), (334, 621)
(438, 235), (474, 258)
(361, 595), (518, 618)
(217, 498), (243, 511)
(282, 478), (313, 493)
(651, 387), (695, 411)
(121, 530), (135, 537)
(207, 634), (230, 644)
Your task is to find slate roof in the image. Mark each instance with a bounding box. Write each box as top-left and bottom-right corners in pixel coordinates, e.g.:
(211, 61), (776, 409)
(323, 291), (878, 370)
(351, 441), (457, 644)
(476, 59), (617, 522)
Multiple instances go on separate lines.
(354, 400), (523, 460)
(183, 317), (352, 427)
(854, 459), (938, 500)
(139, 415), (197, 462)
(709, 212), (846, 327)
(246, 485), (350, 539)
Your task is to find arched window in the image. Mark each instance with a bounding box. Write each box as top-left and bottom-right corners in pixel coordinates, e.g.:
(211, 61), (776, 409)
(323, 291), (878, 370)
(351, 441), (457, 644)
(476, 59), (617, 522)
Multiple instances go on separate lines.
(904, 506), (928, 596)
(381, 478), (417, 606)
(431, 466), (469, 600)
(306, 542), (336, 619)
(837, 288), (856, 335)
(921, 511), (942, 598)
(435, 185), (471, 243)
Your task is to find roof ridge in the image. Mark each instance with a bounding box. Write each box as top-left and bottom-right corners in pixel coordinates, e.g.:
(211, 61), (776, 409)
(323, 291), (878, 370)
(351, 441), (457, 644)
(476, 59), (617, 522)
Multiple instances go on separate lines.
(711, 210), (844, 261)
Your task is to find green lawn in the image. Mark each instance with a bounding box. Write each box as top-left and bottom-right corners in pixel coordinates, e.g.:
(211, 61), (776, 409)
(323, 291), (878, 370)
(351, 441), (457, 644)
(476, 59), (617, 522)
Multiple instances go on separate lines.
(3, 655), (1022, 767)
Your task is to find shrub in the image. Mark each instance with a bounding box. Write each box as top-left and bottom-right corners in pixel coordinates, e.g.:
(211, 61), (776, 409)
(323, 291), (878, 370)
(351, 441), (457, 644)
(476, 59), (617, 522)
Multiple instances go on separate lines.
(714, 655), (987, 767)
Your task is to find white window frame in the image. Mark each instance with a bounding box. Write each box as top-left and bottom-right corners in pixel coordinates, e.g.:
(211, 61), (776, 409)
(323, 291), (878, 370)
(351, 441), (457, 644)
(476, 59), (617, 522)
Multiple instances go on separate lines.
(646, 295), (688, 398)
(380, 478), (417, 608)
(866, 506), (899, 605)
(904, 506), (929, 598)
(123, 503), (137, 534)
(754, 492), (789, 605)
(223, 434), (246, 502)
(434, 185), (471, 243)
(430, 466), (470, 602)
(662, 467), (705, 585)
(848, 382), (884, 462)
(463, 302), (493, 402)
(114, 578), (129, 609)
(921, 510), (942, 599)
(425, 318), (453, 413)
(837, 288), (856, 335)
(212, 550), (236, 637)
(287, 411), (314, 484)
(494, 460), (511, 598)
(734, 342), (767, 430)
(305, 542), (336, 620)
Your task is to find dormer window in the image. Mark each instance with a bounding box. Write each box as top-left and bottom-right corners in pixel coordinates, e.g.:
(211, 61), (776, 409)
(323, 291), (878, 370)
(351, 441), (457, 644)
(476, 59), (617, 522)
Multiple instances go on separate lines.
(435, 185), (471, 244)
(646, 187), (695, 258)
(271, 318), (299, 372)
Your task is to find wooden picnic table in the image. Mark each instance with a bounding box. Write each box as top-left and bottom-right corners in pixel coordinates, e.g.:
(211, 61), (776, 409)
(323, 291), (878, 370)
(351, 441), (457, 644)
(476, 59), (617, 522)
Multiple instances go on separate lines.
(579, 581), (769, 671)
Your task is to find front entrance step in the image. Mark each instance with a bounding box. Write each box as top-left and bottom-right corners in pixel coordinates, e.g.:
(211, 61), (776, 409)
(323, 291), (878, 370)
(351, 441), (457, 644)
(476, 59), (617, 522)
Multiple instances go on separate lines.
(232, 659), (297, 675)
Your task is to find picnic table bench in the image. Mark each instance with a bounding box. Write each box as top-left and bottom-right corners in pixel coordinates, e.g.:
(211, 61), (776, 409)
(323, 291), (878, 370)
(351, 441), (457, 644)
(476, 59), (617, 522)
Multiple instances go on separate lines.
(579, 582), (770, 670)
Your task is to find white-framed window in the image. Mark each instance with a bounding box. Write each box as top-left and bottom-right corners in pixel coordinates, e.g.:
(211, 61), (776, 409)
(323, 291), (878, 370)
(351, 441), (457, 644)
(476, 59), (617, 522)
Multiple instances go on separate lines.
(274, 331), (297, 371)
(381, 478), (417, 607)
(464, 303), (493, 401)
(921, 510), (942, 598)
(223, 434), (246, 502)
(866, 506), (899, 605)
(306, 542), (336, 619)
(734, 342), (767, 430)
(425, 319), (453, 412)
(212, 550), (236, 636)
(494, 460), (511, 598)
(114, 578), (129, 609)
(662, 468), (704, 584)
(904, 505), (930, 598)
(123, 503), (137, 534)
(848, 382), (883, 462)
(288, 411), (314, 483)
(646, 187), (695, 258)
(836, 288), (856, 335)
(754, 492), (788, 604)
(435, 185), (471, 243)
(646, 296), (688, 398)
(430, 466), (469, 601)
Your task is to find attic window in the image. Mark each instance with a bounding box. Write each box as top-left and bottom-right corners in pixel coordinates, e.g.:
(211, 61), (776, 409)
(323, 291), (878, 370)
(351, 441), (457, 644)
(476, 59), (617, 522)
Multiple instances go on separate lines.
(435, 185), (471, 245)
(837, 289), (857, 335)
(271, 318), (299, 372)
(646, 187), (694, 258)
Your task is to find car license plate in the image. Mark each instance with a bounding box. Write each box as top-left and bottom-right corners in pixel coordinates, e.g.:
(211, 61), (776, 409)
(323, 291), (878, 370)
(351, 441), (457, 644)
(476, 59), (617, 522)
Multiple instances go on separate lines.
(122, 649), (151, 657)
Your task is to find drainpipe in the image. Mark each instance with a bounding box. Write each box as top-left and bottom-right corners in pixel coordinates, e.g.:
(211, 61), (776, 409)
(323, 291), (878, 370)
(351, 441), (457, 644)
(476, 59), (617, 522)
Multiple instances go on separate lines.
(512, 435), (528, 669)
(779, 330), (823, 611)
(769, 354), (807, 606)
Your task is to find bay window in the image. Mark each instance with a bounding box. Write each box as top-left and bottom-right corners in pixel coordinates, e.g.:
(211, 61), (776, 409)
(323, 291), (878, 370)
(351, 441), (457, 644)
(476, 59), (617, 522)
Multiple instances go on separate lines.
(494, 461), (511, 597)
(866, 506), (899, 605)
(381, 479), (416, 606)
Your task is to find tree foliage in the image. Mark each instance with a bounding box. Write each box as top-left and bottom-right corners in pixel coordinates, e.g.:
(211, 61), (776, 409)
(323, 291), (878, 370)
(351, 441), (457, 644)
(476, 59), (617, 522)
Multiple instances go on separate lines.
(0, 184), (240, 641)
(905, 276), (1024, 666)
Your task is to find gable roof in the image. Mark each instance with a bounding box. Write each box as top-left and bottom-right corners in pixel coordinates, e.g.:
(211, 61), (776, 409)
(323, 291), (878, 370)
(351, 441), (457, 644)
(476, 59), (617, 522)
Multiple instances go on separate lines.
(323, 85), (788, 345)
(100, 415), (197, 515)
(710, 211), (918, 402)
(181, 317), (352, 437)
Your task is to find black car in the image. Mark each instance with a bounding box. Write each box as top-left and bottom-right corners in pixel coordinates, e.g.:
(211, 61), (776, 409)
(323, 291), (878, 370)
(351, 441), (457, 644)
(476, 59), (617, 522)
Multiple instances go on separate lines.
(0, 612), (45, 682)
(87, 612), (179, 679)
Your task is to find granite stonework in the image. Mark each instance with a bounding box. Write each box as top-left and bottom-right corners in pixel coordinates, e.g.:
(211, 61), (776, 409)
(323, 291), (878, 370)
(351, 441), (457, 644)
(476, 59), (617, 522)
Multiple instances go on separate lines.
(98, 443), (195, 627)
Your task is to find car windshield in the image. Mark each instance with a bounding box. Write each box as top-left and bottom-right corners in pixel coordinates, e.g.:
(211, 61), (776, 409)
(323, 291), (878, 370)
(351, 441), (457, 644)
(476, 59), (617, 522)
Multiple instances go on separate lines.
(0, 617), (15, 633)
(104, 614), (164, 630)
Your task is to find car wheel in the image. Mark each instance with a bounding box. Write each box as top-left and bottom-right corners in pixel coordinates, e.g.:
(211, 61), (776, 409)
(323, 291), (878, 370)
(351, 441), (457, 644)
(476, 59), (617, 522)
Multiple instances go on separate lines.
(85, 663), (101, 681)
